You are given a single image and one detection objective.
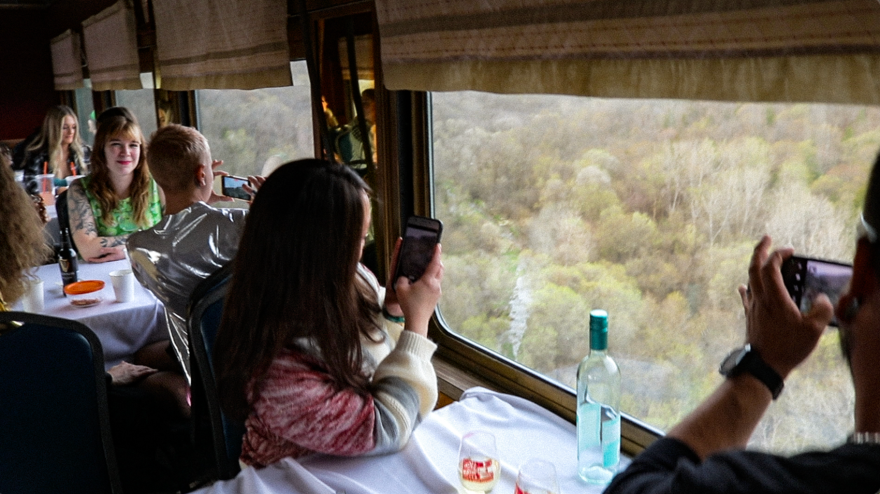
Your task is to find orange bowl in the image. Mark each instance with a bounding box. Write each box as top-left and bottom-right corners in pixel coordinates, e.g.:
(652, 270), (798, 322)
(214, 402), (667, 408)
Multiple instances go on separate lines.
(64, 280), (105, 307)
(63, 280), (105, 295)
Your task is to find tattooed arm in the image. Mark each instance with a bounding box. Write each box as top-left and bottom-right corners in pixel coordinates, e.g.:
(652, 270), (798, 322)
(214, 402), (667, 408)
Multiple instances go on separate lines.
(67, 180), (128, 263)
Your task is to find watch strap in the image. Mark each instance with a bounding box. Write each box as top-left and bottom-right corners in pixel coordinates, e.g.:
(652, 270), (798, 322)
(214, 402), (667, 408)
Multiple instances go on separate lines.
(721, 346), (784, 400)
(739, 351), (784, 400)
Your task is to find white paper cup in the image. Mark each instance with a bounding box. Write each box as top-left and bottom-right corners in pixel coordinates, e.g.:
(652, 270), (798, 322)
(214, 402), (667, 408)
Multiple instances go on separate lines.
(109, 269), (135, 303)
(21, 278), (45, 313)
(65, 174), (85, 186)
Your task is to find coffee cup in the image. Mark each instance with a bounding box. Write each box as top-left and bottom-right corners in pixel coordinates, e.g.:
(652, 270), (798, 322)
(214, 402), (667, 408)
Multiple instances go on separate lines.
(21, 278), (45, 313)
(109, 269), (135, 303)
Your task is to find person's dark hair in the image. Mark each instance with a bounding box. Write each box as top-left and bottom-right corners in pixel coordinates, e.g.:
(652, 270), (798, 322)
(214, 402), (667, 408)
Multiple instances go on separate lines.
(361, 88), (375, 104)
(97, 107), (138, 128)
(861, 151), (880, 275)
(214, 159), (380, 421)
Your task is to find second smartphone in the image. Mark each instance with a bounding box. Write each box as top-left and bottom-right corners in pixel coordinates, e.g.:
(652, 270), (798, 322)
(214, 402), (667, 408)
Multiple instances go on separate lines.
(393, 216), (443, 289)
(222, 175), (252, 201)
(781, 255), (852, 327)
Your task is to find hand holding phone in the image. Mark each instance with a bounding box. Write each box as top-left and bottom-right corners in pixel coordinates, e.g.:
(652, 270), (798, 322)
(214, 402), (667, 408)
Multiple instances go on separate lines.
(393, 216), (443, 291)
(781, 255), (852, 327)
(222, 175), (252, 201)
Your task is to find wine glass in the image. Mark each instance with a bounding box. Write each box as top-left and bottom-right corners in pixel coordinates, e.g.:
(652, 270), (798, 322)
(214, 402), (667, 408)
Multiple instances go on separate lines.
(513, 459), (559, 494)
(458, 430), (499, 493)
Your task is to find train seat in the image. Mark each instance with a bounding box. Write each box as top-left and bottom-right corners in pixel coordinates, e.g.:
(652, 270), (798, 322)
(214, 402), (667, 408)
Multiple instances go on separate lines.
(0, 311), (123, 494)
(187, 263), (244, 481)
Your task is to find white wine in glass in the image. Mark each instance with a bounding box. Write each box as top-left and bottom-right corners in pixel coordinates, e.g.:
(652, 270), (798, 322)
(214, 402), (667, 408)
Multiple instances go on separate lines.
(459, 431), (499, 492)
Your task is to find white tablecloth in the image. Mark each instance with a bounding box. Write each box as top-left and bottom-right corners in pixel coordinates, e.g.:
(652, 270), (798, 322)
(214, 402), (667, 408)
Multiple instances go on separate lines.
(14, 259), (168, 370)
(192, 387), (629, 494)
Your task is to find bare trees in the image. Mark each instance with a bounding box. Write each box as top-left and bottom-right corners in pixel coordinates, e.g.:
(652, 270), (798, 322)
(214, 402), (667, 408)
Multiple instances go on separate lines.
(433, 91), (879, 452)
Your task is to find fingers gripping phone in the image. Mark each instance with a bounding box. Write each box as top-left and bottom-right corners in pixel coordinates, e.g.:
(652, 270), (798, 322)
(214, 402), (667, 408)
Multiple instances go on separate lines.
(222, 175), (252, 201)
(781, 255), (852, 327)
(393, 216), (443, 290)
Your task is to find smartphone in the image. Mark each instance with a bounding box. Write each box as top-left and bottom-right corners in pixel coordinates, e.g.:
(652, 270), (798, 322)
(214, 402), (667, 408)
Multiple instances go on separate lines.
(222, 175), (252, 201)
(393, 216), (443, 289)
(781, 255), (852, 327)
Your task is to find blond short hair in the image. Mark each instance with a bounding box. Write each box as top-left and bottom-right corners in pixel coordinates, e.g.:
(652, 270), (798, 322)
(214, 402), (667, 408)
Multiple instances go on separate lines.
(147, 124), (210, 193)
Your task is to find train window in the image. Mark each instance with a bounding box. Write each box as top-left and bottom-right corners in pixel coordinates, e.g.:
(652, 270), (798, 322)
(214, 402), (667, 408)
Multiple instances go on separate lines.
(196, 61), (314, 188)
(431, 91), (880, 454)
(116, 80), (157, 139)
(73, 82), (96, 146)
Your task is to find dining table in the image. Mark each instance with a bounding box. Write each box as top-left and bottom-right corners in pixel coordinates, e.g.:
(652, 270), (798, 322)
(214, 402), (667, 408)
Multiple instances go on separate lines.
(192, 387), (630, 494)
(13, 258), (168, 371)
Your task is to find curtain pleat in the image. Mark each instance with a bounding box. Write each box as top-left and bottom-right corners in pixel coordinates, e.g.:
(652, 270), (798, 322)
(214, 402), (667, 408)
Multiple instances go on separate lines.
(152, 0), (291, 90)
(375, 0), (880, 104)
(50, 30), (84, 91)
(82, 0), (143, 91)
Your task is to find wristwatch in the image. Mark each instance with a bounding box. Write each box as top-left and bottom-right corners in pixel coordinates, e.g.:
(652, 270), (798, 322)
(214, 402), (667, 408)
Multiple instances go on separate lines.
(719, 344), (784, 400)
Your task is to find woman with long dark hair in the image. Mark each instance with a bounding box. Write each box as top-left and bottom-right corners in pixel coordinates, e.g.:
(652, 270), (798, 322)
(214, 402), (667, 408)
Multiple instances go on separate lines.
(214, 159), (443, 467)
(67, 114), (163, 262)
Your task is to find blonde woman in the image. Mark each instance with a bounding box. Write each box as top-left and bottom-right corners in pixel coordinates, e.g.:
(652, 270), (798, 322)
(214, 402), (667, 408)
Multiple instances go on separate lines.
(68, 114), (163, 262)
(21, 105), (90, 194)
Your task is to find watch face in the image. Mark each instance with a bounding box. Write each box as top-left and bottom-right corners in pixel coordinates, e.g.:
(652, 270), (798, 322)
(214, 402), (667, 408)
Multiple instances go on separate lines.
(719, 345), (749, 376)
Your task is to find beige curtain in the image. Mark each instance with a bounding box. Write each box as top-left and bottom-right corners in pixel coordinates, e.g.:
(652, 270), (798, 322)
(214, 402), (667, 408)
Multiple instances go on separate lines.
(82, 0), (142, 91)
(153, 0), (291, 90)
(375, 0), (880, 104)
(50, 30), (84, 90)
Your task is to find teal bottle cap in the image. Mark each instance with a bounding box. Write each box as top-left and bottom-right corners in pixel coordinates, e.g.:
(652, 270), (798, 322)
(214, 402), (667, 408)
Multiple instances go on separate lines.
(590, 309), (608, 350)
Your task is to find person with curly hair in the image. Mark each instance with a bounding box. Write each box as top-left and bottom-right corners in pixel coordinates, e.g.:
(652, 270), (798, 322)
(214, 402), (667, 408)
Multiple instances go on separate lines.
(0, 153), (51, 311)
(67, 113), (163, 262)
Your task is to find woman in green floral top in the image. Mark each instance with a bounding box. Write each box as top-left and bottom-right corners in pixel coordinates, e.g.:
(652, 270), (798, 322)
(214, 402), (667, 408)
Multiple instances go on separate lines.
(68, 114), (163, 262)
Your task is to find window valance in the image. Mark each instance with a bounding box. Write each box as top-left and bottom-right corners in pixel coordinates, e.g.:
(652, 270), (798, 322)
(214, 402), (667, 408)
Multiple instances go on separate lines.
(152, 0), (291, 90)
(82, 0), (142, 91)
(50, 30), (84, 91)
(375, 0), (880, 104)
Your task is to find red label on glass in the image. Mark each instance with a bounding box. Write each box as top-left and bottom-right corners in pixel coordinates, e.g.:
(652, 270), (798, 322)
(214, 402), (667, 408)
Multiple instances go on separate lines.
(461, 458), (495, 482)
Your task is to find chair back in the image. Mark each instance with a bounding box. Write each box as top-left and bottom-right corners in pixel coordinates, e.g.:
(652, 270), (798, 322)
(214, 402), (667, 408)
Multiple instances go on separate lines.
(187, 263), (244, 480)
(0, 312), (122, 494)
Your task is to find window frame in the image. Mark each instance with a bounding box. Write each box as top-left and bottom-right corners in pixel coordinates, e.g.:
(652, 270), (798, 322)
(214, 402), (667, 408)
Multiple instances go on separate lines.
(393, 90), (663, 457)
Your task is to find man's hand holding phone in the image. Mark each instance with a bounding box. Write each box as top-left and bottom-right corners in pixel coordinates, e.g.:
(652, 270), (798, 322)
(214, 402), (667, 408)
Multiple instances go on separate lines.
(738, 236), (833, 379)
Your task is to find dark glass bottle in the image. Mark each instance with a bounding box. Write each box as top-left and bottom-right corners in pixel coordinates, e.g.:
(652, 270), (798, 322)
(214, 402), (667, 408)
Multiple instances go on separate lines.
(58, 228), (78, 291)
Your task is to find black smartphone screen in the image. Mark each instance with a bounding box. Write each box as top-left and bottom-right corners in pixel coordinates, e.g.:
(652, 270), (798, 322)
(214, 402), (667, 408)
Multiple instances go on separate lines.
(394, 216), (443, 287)
(781, 256), (852, 327)
(222, 176), (251, 201)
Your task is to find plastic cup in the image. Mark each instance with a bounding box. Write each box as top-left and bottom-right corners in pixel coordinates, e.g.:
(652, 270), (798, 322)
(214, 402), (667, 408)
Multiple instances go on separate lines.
(36, 173), (55, 206)
(110, 269), (135, 303)
(514, 459), (559, 494)
(21, 278), (45, 313)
